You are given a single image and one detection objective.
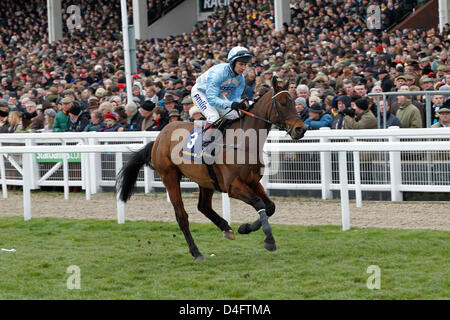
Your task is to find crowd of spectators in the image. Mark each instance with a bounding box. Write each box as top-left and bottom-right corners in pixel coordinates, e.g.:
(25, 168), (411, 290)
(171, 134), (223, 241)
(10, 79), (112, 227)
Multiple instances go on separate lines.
(1, 0), (450, 136)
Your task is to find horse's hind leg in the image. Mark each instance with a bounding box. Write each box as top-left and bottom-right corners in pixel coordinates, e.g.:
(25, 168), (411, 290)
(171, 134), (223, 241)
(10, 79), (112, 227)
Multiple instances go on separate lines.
(238, 182), (275, 235)
(162, 168), (204, 260)
(228, 178), (276, 251)
(197, 187), (235, 240)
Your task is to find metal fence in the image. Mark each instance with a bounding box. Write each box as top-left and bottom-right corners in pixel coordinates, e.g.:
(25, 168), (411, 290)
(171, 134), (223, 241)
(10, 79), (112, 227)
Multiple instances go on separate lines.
(368, 90), (450, 128)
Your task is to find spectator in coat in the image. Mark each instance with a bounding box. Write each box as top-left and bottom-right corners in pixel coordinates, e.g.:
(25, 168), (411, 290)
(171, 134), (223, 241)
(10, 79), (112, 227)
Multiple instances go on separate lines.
(378, 69), (394, 93)
(144, 85), (159, 104)
(131, 85), (145, 106)
(162, 93), (179, 112)
(30, 103), (45, 131)
(344, 98), (378, 129)
(378, 100), (402, 128)
(431, 107), (450, 128)
(120, 102), (143, 131)
(114, 106), (128, 126)
(53, 97), (72, 132)
(295, 97), (309, 121)
(84, 110), (103, 132)
(68, 105), (91, 132)
(42, 109), (57, 132)
(168, 109), (181, 122)
(146, 106), (169, 131)
(140, 100), (155, 131)
(97, 112), (122, 132)
(180, 95), (194, 122)
(189, 105), (205, 121)
(7, 111), (23, 133)
(22, 100), (38, 130)
(396, 87), (423, 128)
(304, 103), (332, 130)
(0, 104), (9, 133)
(331, 95), (352, 129)
(431, 95), (446, 126)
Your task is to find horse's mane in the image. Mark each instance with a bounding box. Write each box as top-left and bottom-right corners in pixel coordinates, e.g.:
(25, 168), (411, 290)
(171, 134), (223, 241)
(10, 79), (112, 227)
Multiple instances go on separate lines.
(247, 89), (272, 113)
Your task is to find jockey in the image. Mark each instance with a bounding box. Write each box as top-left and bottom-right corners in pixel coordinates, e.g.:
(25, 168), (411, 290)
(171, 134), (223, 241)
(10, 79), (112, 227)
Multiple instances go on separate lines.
(191, 46), (252, 158)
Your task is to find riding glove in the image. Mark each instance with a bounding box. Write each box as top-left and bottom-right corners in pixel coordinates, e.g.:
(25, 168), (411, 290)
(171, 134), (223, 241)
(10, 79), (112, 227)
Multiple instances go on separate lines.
(231, 101), (245, 111)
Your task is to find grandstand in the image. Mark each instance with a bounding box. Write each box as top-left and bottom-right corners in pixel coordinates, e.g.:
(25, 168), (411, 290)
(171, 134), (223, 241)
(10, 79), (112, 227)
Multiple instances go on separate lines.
(0, 1), (448, 100)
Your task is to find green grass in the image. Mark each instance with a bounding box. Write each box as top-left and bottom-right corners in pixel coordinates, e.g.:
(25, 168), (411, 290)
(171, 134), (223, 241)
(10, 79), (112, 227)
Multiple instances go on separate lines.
(0, 217), (448, 299)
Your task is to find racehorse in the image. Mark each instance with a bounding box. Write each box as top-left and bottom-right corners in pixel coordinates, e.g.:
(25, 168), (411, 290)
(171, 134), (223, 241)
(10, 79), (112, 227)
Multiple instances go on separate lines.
(116, 77), (306, 260)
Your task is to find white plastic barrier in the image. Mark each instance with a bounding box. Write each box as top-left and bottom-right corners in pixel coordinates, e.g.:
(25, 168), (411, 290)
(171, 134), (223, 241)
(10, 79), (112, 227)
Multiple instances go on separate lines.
(2, 137), (450, 230)
(2, 129), (450, 197)
(0, 143), (142, 224)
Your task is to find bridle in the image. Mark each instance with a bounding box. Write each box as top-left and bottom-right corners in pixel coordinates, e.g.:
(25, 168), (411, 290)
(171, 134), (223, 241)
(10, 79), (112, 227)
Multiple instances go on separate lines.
(240, 90), (304, 135)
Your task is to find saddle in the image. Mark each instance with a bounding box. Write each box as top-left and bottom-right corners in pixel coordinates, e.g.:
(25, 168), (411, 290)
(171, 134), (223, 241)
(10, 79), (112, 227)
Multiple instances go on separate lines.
(181, 119), (237, 191)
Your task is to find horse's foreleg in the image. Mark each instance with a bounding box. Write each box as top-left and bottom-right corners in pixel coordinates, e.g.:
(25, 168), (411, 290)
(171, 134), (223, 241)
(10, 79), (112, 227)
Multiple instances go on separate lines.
(254, 183), (276, 216)
(228, 178), (276, 251)
(237, 182), (275, 235)
(197, 187), (235, 240)
(162, 169), (204, 260)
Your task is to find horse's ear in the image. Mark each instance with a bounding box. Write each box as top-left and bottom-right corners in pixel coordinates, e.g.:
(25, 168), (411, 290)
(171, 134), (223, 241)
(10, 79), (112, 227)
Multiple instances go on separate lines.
(272, 76), (281, 93)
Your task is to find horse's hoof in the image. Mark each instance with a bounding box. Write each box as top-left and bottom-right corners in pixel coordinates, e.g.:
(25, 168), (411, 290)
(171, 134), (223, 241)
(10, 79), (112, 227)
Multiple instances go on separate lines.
(195, 255), (206, 261)
(264, 240), (277, 252)
(223, 230), (235, 240)
(238, 223), (251, 234)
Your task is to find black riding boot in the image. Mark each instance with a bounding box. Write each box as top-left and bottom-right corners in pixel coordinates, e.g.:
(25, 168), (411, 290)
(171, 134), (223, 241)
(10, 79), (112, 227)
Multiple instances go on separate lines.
(202, 123), (219, 163)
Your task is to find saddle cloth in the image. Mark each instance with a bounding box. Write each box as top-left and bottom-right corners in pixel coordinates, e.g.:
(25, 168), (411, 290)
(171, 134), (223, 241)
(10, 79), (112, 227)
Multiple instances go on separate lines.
(181, 119), (235, 164)
(181, 121), (204, 163)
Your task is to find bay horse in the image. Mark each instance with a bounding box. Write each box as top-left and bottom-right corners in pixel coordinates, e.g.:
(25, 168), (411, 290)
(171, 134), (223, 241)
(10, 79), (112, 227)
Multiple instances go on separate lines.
(116, 77), (306, 260)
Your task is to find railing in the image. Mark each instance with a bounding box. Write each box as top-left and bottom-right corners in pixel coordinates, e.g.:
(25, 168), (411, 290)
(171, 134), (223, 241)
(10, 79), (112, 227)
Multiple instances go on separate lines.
(1, 128), (450, 230)
(368, 90), (450, 128)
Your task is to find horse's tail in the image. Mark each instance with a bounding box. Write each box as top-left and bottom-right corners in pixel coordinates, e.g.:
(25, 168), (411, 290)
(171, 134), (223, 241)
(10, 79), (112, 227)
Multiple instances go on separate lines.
(116, 141), (154, 202)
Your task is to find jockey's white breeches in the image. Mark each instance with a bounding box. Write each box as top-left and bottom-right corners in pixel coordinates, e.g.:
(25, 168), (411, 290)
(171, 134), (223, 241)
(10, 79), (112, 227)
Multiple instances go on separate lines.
(191, 84), (239, 123)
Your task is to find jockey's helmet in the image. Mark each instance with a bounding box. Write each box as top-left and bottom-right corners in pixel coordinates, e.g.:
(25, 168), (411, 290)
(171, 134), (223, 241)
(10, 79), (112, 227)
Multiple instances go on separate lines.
(227, 46), (253, 64)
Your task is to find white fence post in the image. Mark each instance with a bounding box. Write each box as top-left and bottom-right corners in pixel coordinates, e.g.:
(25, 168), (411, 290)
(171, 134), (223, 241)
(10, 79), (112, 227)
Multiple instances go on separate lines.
(62, 141), (69, 200)
(88, 137), (100, 194)
(352, 138), (362, 208)
(143, 137), (152, 194)
(222, 192), (231, 224)
(338, 151), (351, 231)
(320, 137), (333, 199)
(115, 152), (125, 224)
(353, 150), (362, 207)
(27, 139), (39, 190)
(0, 142), (7, 199)
(389, 135), (403, 201)
(22, 140), (32, 221)
(81, 139), (91, 200)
